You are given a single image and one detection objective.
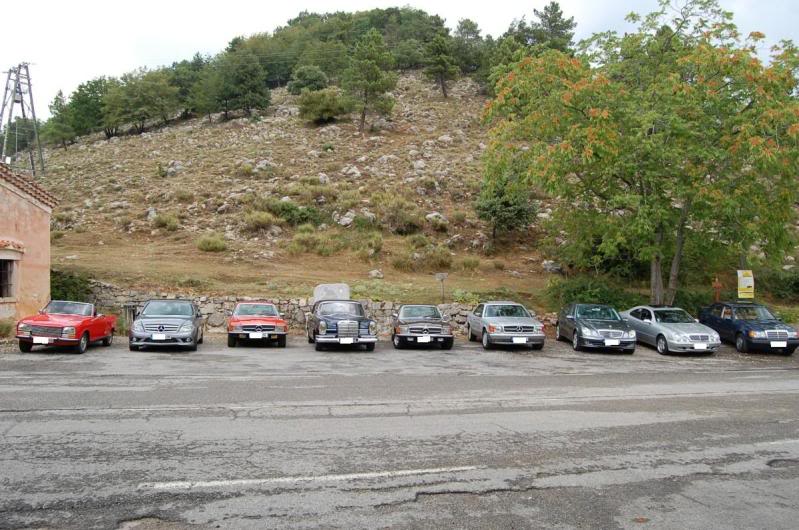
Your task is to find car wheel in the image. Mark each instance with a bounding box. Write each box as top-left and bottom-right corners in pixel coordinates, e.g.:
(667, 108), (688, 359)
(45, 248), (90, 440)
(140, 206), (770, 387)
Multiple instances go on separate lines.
(441, 338), (454, 350)
(392, 334), (404, 349)
(481, 329), (492, 350)
(656, 335), (669, 355)
(75, 333), (89, 354)
(735, 333), (749, 353)
(19, 341), (32, 353)
(102, 333), (113, 347)
(364, 343), (375, 352)
(783, 347), (796, 356)
(277, 335), (287, 348)
(198, 332), (204, 344)
(572, 332), (582, 351)
(467, 325), (476, 342)
(307, 329), (314, 343)
(227, 335), (237, 348)
(555, 323), (562, 341)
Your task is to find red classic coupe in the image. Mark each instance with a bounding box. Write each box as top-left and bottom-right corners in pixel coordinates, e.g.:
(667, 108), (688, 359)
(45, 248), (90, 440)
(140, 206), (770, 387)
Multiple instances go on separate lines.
(16, 300), (117, 354)
(227, 302), (288, 347)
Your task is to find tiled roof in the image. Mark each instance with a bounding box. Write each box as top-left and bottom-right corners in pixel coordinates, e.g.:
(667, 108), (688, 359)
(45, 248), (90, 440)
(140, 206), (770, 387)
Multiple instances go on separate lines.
(0, 239), (25, 253)
(0, 163), (58, 209)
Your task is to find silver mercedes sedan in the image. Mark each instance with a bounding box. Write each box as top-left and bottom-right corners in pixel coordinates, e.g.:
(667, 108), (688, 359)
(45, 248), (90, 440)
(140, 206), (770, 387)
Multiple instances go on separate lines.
(621, 305), (721, 354)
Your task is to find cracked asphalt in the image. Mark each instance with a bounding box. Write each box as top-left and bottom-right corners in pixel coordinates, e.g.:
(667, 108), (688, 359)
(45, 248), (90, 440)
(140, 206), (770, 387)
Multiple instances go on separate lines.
(1, 336), (799, 529)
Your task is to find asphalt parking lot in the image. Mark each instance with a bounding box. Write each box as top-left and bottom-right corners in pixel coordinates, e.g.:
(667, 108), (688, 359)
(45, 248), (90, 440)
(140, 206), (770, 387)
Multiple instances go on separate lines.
(1, 335), (799, 529)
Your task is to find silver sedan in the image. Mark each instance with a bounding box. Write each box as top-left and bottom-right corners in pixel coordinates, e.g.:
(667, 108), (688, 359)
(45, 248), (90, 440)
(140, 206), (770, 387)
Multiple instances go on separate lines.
(621, 305), (721, 354)
(466, 301), (545, 350)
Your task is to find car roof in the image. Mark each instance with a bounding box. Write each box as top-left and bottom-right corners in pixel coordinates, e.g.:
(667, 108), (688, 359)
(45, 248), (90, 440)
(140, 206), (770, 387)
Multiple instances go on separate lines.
(236, 301), (276, 305)
(721, 301), (764, 307)
(399, 304), (438, 308)
(483, 300), (522, 305)
(144, 299), (194, 303)
(575, 303), (612, 307)
(50, 300), (92, 305)
(636, 305), (684, 311)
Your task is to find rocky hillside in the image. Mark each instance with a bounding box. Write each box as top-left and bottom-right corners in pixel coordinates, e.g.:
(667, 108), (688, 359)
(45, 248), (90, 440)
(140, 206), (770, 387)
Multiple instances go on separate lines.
(41, 73), (553, 306)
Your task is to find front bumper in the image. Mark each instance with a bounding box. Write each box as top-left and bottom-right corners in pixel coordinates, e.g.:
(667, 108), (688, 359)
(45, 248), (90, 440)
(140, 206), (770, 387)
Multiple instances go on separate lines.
(668, 340), (721, 353)
(17, 335), (80, 346)
(488, 332), (546, 345)
(130, 330), (195, 347)
(396, 333), (453, 344)
(229, 331), (287, 340)
(580, 336), (636, 349)
(747, 338), (799, 351)
(315, 334), (378, 344)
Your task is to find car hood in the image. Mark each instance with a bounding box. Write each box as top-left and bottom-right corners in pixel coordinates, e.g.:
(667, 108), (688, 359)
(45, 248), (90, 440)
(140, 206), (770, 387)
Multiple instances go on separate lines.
(321, 314), (371, 323)
(398, 318), (446, 326)
(21, 313), (89, 326)
(484, 316), (542, 327)
(579, 319), (631, 332)
(740, 320), (796, 332)
(658, 322), (717, 335)
(136, 316), (193, 324)
(230, 316), (285, 325)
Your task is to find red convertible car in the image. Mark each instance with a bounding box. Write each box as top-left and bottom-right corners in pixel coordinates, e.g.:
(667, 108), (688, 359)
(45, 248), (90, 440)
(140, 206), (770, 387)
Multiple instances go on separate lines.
(16, 300), (117, 354)
(227, 301), (287, 347)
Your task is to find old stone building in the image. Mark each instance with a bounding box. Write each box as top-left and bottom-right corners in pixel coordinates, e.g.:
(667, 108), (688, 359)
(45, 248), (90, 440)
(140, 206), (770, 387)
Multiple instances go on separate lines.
(0, 163), (58, 320)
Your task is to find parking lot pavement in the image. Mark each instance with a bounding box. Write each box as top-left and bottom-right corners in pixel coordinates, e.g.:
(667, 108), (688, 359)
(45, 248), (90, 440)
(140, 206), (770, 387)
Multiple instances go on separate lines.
(1, 335), (799, 529)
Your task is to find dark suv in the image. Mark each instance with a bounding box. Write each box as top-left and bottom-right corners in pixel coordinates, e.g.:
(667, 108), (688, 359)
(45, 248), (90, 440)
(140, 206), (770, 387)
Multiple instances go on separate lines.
(699, 302), (797, 355)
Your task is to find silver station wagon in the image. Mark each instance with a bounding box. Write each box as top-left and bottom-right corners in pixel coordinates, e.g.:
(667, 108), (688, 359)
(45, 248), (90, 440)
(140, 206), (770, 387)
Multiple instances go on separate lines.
(621, 305), (721, 354)
(466, 301), (545, 350)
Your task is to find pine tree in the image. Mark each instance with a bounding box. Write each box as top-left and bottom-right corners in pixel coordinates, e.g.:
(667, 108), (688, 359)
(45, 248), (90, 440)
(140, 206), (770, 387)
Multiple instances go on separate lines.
(424, 34), (459, 98)
(43, 91), (75, 149)
(342, 29), (398, 132)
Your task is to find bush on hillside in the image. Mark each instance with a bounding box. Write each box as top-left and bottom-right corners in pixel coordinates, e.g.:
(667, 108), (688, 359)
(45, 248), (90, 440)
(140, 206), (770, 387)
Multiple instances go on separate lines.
(243, 211), (280, 233)
(153, 213), (179, 231)
(545, 276), (646, 311)
(299, 88), (354, 124)
(51, 270), (93, 302)
(758, 269), (799, 303)
(0, 319), (15, 338)
(373, 193), (423, 235)
(196, 233), (227, 252)
(287, 65), (329, 95)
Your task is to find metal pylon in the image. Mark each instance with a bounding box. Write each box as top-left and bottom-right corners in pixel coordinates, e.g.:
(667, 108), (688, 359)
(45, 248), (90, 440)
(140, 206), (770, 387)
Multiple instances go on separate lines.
(0, 63), (45, 176)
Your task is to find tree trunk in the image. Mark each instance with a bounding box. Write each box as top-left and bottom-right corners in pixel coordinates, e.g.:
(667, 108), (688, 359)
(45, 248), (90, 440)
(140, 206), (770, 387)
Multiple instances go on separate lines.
(440, 75), (448, 98)
(359, 105), (366, 133)
(650, 225), (665, 305)
(665, 200), (692, 306)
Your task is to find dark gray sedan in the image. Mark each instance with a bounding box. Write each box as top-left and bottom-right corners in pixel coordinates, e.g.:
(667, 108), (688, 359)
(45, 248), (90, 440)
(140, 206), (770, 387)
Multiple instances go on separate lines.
(129, 299), (204, 351)
(556, 303), (636, 353)
(390, 304), (454, 349)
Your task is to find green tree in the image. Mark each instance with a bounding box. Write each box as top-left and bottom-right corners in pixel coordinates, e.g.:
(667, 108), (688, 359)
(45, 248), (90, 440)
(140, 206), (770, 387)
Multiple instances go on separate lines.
(453, 19), (485, 74)
(287, 65), (329, 95)
(169, 53), (207, 118)
(190, 65), (223, 122)
(484, 0), (799, 305)
(342, 29), (398, 132)
(298, 87), (354, 124)
(102, 69), (179, 134)
(217, 48), (271, 116)
(101, 78), (124, 138)
(66, 77), (110, 136)
(475, 172), (537, 241)
(503, 1), (575, 52)
(42, 90), (75, 149)
(393, 39), (425, 70)
(424, 34), (459, 98)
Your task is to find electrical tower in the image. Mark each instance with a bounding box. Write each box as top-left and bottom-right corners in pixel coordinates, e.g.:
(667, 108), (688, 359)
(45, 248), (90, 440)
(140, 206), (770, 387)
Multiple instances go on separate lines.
(0, 63), (45, 176)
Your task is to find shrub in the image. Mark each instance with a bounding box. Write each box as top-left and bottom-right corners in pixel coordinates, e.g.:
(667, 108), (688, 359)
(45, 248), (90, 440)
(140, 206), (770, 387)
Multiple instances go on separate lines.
(244, 211), (279, 233)
(237, 162), (255, 177)
(391, 252), (416, 272)
(287, 232), (338, 256)
(256, 198), (323, 226)
(51, 269), (92, 302)
(493, 260), (506, 270)
(287, 65), (329, 95)
(299, 88), (354, 124)
(758, 269), (799, 302)
(174, 190), (194, 203)
(451, 210), (468, 224)
(390, 244), (452, 272)
(197, 233), (227, 252)
(545, 276), (646, 311)
(296, 223), (316, 234)
(452, 289), (480, 306)
(459, 257), (480, 273)
(0, 319), (15, 338)
(408, 234), (431, 249)
(153, 213), (179, 232)
(373, 193), (423, 235)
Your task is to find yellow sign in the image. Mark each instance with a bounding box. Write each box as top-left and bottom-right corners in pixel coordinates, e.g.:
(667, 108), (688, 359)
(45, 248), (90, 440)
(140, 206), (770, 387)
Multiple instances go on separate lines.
(737, 270), (754, 299)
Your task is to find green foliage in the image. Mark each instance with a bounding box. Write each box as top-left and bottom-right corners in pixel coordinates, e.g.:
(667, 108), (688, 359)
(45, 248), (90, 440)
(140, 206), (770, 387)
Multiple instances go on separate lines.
(758, 269), (799, 303)
(372, 193), (423, 235)
(243, 211), (280, 233)
(459, 257), (481, 273)
(51, 270), (93, 302)
(42, 90), (75, 149)
(298, 88), (354, 124)
(503, 1), (575, 52)
(216, 48), (271, 116)
(287, 232), (338, 256)
(102, 69), (179, 133)
(475, 172), (537, 240)
(0, 117), (39, 156)
(393, 39), (425, 70)
(424, 34), (459, 97)
(251, 197), (323, 226)
(453, 19), (487, 75)
(391, 244), (452, 272)
(0, 319), (14, 338)
(342, 29), (398, 132)
(168, 53), (207, 117)
(65, 77), (111, 136)
(196, 233), (227, 252)
(153, 213), (179, 231)
(452, 289), (480, 305)
(287, 65), (329, 95)
(545, 276), (646, 311)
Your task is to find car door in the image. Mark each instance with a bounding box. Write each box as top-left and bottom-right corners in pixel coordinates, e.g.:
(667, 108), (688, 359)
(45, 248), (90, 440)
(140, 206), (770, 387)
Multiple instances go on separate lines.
(469, 305), (483, 333)
(637, 308), (655, 344)
(718, 305), (736, 341)
(626, 308), (644, 341)
(561, 304), (576, 337)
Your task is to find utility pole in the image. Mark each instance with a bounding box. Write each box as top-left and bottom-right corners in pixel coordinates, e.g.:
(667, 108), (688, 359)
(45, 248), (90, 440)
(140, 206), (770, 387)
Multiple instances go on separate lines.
(0, 63), (45, 176)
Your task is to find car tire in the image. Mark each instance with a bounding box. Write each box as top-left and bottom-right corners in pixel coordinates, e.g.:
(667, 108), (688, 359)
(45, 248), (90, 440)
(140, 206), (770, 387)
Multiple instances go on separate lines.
(75, 332), (89, 354)
(555, 323), (562, 341)
(481, 329), (493, 350)
(735, 333), (749, 353)
(19, 341), (32, 353)
(277, 335), (287, 348)
(392, 334), (404, 349)
(102, 333), (113, 347)
(656, 335), (669, 355)
(198, 332), (204, 345)
(467, 325), (476, 342)
(129, 344), (139, 351)
(227, 335), (237, 348)
(441, 338), (454, 350)
(781, 347), (795, 356)
(572, 332), (582, 352)
(364, 343), (375, 352)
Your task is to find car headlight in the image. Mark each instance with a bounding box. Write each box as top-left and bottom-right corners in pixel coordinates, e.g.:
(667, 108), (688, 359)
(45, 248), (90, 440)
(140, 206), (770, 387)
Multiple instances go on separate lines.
(230, 325), (243, 332)
(368, 321), (377, 335)
(62, 326), (76, 339)
(488, 324), (498, 333)
(17, 323), (30, 336)
(787, 329), (798, 339)
(673, 333), (690, 342)
(397, 325), (409, 334)
(748, 330), (766, 339)
(712, 333), (721, 342)
(582, 327), (599, 337)
(275, 324), (287, 332)
(442, 324), (452, 334)
(132, 320), (144, 333)
(319, 321), (327, 334)
(625, 330), (636, 339)
(179, 321), (194, 333)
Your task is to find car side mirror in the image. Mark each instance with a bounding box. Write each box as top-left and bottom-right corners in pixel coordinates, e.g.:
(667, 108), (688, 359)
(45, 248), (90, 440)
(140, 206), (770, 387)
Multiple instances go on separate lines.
(642, 319), (651, 324)
(280, 312), (285, 318)
(392, 313), (398, 318)
(38, 309), (45, 314)
(694, 318), (699, 323)
(97, 313), (104, 318)
(566, 315), (574, 321)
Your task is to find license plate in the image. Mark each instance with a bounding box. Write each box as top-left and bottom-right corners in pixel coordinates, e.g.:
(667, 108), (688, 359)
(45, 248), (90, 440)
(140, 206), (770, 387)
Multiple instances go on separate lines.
(339, 337), (354, 344)
(771, 341), (788, 348)
(152, 333), (167, 341)
(512, 337), (527, 344)
(604, 339), (620, 346)
(694, 343), (707, 350)
(32, 336), (51, 344)
(249, 332), (263, 339)
(417, 335), (431, 343)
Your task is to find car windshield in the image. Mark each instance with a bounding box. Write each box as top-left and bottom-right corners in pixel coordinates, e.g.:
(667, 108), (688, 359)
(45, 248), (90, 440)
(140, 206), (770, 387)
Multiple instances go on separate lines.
(234, 304), (278, 317)
(141, 301), (194, 317)
(400, 306), (441, 319)
(734, 306), (777, 321)
(654, 309), (695, 324)
(577, 305), (620, 321)
(319, 301), (364, 317)
(485, 305), (530, 318)
(45, 301), (92, 316)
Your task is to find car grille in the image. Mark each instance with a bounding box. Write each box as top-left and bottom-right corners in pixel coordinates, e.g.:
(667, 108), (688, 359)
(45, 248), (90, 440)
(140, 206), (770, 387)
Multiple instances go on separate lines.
(337, 320), (359, 337)
(689, 334), (710, 342)
(29, 325), (62, 337)
(503, 325), (536, 333)
(242, 325), (275, 332)
(599, 330), (624, 339)
(409, 325), (443, 334)
(766, 330), (789, 340)
(143, 323), (181, 332)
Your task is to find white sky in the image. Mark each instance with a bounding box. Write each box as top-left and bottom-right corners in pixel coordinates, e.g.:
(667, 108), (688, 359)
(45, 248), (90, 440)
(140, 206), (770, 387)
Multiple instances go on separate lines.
(2, 0), (797, 118)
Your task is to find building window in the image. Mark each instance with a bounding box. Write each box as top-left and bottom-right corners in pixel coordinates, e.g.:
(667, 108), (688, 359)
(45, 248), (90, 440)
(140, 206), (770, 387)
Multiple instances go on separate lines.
(0, 260), (13, 298)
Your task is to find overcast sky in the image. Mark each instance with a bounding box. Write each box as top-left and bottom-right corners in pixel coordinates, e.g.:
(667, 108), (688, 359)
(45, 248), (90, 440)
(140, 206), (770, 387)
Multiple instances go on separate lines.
(2, 0), (797, 119)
